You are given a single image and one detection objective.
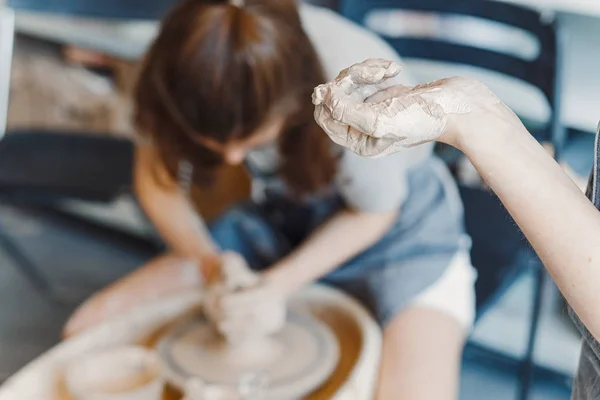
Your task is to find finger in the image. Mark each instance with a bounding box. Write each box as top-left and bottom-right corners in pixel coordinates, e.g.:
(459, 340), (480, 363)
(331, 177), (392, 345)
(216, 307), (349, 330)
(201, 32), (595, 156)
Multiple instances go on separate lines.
(220, 290), (267, 312)
(314, 104), (351, 141)
(316, 107), (399, 157)
(313, 60), (402, 105)
(312, 83), (329, 106)
(320, 84), (419, 139)
(330, 90), (446, 139)
(327, 72), (400, 104)
(220, 253), (258, 289)
(316, 106), (371, 152)
(327, 95), (381, 136)
(329, 85), (418, 136)
(348, 132), (401, 158)
(338, 59), (402, 99)
(338, 58), (401, 86)
(365, 84), (412, 103)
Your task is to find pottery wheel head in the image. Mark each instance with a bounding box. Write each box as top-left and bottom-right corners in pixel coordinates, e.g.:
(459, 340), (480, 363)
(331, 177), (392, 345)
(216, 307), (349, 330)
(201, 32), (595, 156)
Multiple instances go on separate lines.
(158, 312), (339, 399)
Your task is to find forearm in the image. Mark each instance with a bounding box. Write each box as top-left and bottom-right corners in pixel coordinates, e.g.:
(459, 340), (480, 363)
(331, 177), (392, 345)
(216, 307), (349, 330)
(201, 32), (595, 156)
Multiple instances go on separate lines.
(453, 106), (600, 339)
(266, 209), (397, 293)
(134, 145), (219, 275)
(314, 59), (600, 339)
(137, 185), (217, 258)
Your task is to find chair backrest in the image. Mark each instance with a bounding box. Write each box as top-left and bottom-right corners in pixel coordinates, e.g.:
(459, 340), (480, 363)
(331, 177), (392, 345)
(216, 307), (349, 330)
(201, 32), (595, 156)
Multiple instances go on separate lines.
(6, 0), (177, 20)
(339, 0), (565, 156)
(340, 0), (560, 315)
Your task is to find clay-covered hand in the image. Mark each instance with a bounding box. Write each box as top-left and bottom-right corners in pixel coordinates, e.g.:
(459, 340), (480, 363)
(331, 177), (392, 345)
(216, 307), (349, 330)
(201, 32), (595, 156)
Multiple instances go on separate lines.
(312, 58), (502, 157)
(204, 252), (286, 345)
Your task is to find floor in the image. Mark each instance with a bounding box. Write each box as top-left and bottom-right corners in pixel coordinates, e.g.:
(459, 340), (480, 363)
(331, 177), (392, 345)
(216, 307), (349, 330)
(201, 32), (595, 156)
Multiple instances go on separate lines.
(0, 198), (580, 399)
(0, 203), (154, 382)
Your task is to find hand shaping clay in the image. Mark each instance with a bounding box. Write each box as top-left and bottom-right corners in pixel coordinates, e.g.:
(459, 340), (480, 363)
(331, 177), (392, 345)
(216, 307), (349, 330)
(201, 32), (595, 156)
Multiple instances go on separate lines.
(203, 252), (285, 345)
(158, 253), (339, 399)
(313, 59), (501, 157)
(64, 257), (204, 337)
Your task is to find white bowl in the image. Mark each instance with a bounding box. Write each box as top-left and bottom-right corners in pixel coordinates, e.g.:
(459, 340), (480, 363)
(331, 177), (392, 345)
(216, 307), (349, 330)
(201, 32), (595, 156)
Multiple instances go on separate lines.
(64, 345), (163, 400)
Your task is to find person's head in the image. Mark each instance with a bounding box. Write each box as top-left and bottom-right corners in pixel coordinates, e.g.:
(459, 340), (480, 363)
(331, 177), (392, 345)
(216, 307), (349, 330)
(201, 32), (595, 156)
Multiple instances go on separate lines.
(135, 0), (336, 194)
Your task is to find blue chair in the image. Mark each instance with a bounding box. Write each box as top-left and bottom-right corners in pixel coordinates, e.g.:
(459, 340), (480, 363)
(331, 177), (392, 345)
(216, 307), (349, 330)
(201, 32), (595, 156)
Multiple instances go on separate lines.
(339, 0), (569, 398)
(5, 0), (175, 20)
(0, 0), (178, 302)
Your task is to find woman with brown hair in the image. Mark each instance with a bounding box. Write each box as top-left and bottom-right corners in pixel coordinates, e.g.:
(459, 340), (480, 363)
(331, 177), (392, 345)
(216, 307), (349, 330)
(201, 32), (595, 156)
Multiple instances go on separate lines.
(64, 1), (476, 398)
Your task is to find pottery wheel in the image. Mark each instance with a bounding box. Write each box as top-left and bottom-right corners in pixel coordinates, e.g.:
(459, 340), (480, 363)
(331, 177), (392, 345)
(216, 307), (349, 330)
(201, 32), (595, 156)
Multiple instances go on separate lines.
(157, 311), (339, 399)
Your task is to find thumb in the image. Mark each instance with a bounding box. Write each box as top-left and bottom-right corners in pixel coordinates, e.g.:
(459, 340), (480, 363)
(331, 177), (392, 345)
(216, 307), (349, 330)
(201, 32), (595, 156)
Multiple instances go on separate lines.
(313, 59), (402, 106)
(365, 84), (413, 103)
(343, 58), (402, 86)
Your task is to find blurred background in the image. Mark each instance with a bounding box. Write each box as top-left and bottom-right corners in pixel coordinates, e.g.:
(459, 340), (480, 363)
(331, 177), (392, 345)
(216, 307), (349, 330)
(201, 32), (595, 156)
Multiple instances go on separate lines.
(0, 0), (599, 399)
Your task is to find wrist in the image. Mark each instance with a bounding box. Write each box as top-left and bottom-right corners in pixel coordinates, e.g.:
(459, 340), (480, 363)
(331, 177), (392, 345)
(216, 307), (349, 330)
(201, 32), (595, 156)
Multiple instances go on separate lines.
(198, 252), (221, 285)
(444, 103), (523, 152)
(264, 262), (305, 296)
(442, 114), (481, 150)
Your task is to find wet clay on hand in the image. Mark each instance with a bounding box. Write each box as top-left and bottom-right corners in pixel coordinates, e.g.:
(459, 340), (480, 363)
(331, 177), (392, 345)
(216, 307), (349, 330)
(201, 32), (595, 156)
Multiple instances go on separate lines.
(203, 252), (286, 346)
(313, 58), (502, 157)
(163, 254), (337, 399)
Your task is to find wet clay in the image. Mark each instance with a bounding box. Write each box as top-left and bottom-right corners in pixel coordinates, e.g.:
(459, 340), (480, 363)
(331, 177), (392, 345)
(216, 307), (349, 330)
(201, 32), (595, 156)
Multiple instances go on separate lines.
(88, 373), (156, 395)
(158, 253), (339, 399)
(158, 312), (340, 399)
(64, 346), (163, 400)
(313, 59), (501, 157)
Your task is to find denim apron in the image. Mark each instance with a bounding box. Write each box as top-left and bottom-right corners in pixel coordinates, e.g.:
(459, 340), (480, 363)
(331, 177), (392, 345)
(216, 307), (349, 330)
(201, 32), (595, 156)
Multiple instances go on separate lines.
(206, 150), (469, 326)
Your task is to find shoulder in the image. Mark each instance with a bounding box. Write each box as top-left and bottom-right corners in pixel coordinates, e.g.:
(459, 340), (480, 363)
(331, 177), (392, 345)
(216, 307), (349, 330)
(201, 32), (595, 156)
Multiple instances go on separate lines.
(299, 4), (417, 85)
(335, 146), (435, 212)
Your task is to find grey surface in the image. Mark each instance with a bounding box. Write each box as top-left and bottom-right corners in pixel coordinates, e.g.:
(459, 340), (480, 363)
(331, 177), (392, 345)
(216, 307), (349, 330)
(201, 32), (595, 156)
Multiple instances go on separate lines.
(0, 204), (151, 379)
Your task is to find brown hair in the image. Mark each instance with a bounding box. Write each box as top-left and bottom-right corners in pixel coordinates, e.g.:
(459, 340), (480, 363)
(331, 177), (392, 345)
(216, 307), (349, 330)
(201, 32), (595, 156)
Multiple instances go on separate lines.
(135, 0), (336, 195)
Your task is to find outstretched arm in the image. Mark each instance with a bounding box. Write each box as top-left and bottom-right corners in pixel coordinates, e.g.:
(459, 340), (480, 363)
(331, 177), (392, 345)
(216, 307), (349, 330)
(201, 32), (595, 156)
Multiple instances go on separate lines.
(454, 108), (600, 341)
(314, 59), (600, 341)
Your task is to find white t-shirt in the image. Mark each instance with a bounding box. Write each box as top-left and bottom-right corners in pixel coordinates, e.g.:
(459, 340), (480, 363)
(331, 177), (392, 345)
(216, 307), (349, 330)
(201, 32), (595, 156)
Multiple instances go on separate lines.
(248, 4), (435, 212)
